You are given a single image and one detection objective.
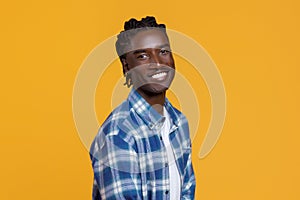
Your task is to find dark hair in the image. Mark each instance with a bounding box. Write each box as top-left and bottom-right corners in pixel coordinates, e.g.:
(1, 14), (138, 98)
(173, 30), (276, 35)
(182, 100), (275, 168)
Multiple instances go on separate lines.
(115, 16), (167, 75)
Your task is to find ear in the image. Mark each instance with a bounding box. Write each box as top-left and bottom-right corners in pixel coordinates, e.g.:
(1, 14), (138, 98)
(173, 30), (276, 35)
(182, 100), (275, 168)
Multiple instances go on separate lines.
(121, 57), (129, 74)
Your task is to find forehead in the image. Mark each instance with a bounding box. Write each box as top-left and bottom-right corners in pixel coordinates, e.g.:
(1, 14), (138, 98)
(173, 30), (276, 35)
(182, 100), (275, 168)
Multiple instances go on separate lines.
(128, 29), (170, 52)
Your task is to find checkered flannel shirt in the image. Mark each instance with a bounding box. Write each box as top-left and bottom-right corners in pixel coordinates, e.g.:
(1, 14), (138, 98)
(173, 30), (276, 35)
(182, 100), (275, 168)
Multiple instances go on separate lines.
(90, 89), (196, 199)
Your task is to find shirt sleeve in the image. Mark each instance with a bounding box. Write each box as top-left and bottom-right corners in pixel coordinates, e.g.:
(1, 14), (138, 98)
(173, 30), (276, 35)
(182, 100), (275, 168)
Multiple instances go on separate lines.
(181, 145), (196, 200)
(90, 131), (142, 200)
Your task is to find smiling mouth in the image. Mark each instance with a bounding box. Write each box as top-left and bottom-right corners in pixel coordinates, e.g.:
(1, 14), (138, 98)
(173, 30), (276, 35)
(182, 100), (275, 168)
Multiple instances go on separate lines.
(151, 72), (167, 80)
(151, 72), (167, 79)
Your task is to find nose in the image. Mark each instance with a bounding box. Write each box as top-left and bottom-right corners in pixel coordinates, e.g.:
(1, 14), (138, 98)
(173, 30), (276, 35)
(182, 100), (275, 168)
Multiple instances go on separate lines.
(149, 53), (162, 68)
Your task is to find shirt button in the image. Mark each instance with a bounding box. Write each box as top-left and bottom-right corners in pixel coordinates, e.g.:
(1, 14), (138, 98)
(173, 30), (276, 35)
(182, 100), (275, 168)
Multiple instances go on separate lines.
(160, 136), (163, 140)
(165, 190), (169, 194)
(149, 123), (154, 129)
(165, 163), (168, 167)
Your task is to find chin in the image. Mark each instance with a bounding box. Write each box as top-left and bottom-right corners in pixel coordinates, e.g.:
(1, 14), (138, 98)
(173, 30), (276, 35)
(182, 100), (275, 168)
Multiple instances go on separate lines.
(137, 84), (170, 95)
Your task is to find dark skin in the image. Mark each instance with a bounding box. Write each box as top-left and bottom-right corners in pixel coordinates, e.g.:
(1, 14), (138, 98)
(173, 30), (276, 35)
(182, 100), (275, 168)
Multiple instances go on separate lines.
(121, 29), (175, 115)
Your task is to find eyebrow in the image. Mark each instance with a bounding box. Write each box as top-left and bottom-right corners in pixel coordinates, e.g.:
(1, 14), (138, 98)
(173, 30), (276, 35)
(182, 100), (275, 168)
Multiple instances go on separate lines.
(133, 49), (146, 54)
(158, 44), (171, 48)
(132, 44), (171, 54)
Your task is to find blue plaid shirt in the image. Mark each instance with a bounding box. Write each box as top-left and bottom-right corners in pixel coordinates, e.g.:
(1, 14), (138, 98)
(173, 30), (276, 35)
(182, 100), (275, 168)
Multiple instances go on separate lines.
(90, 89), (196, 200)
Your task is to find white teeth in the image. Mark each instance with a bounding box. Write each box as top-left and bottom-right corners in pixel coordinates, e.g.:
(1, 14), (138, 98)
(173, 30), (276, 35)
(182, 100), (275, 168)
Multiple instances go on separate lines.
(152, 72), (167, 79)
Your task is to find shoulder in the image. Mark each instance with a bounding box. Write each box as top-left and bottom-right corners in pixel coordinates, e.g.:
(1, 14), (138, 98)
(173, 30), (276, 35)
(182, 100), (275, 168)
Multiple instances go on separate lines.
(165, 98), (189, 125)
(100, 100), (131, 135)
(90, 100), (136, 153)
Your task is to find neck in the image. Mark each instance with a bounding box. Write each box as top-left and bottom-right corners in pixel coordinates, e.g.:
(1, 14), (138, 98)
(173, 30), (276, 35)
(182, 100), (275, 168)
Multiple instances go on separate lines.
(137, 89), (166, 115)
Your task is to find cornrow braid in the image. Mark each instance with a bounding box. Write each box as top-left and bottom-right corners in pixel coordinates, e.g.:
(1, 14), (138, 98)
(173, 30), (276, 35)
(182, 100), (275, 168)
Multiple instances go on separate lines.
(115, 16), (167, 75)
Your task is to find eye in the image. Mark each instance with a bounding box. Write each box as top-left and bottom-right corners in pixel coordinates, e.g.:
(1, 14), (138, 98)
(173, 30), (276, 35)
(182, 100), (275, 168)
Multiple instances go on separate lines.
(160, 49), (171, 55)
(137, 54), (149, 59)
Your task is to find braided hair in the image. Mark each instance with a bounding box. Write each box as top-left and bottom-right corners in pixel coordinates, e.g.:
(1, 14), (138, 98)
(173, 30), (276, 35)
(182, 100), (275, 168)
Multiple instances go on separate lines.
(115, 16), (168, 76)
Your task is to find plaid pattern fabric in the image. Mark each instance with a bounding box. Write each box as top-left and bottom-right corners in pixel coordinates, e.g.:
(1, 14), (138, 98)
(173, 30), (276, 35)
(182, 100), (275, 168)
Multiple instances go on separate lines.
(90, 89), (196, 200)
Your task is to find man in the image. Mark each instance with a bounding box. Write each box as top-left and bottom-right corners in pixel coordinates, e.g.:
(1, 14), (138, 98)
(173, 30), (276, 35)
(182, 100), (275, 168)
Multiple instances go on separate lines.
(90, 16), (196, 200)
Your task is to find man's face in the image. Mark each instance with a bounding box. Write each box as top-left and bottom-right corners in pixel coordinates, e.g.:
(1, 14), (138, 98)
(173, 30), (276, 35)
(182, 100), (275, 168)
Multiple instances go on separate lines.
(122, 29), (175, 95)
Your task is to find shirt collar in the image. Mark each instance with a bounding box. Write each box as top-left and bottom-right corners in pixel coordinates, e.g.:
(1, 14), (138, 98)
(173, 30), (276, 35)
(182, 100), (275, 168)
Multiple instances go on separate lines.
(127, 88), (181, 130)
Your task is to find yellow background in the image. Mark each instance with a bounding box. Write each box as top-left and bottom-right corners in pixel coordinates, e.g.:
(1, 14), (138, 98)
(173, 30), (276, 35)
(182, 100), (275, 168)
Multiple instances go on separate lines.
(1, 0), (300, 199)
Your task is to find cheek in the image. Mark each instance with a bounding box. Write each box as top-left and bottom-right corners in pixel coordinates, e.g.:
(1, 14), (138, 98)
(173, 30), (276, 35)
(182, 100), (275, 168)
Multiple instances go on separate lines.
(129, 66), (147, 78)
(164, 55), (175, 65)
(167, 59), (175, 69)
(128, 59), (147, 70)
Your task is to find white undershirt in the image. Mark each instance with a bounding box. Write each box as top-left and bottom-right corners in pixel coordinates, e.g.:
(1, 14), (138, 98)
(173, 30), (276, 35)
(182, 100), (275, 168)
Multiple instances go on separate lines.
(161, 107), (181, 200)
